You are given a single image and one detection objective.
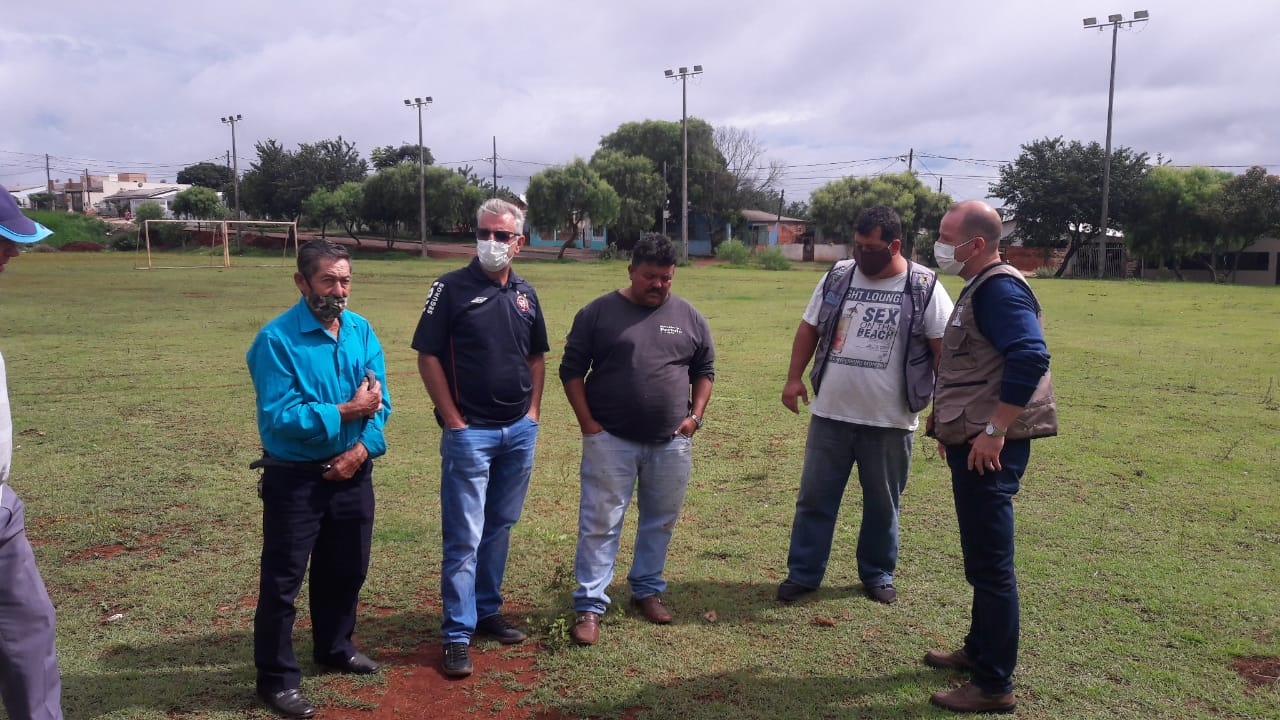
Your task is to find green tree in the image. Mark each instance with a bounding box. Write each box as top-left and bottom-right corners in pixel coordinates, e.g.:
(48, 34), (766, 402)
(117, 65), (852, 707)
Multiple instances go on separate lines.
(526, 159), (621, 259)
(588, 150), (666, 247)
(331, 181), (366, 245)
(177, 162), (233, 190)
(361, 164), (418, 248)
(990, 136), (1149, 277)
(598, 118), (735, 243)
(172, 186), (226, 221)
(370, 144), (434, 170)
(303, 188), (342, 239)
(1219, 166), (1280, 281)
(808, 172), (951, 255)
(133, 201), (185, 248)
(240, 137), (368, 223)
(1126, 165), (1232, 281)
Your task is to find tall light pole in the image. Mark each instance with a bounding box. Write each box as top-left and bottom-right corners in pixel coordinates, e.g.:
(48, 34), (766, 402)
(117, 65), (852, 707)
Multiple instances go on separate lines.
(1083, 10), (1148, 278)
(403, 96), (433, 257)
(664, 65), (703, 264)
(220, 114), (242, 251)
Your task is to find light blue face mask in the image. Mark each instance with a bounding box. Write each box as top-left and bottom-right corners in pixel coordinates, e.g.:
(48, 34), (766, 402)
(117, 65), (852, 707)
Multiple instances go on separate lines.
(933, 237), (977, 275)
(477, 239), (512, 272)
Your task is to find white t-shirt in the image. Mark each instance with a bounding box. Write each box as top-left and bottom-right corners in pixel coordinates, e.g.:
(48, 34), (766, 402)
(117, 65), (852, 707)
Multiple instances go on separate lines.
(802, 266), (954, 430)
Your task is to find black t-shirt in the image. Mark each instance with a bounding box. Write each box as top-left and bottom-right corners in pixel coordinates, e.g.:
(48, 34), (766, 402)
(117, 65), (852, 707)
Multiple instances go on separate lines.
(411, 259), (550, 426)
(559, 291), (715, 442)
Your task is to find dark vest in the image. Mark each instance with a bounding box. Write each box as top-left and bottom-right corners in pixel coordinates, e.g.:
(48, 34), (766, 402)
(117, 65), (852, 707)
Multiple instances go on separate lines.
(809, 259), (939, 413)
(932, 263), (1058, 445)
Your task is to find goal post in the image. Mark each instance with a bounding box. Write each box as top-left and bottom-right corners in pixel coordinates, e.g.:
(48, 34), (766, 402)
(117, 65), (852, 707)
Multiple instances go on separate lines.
(136, 219), (299, 270)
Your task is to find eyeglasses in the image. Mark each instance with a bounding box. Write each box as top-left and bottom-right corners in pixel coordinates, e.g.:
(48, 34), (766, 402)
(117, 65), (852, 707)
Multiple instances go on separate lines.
(476, 229), (520, 241)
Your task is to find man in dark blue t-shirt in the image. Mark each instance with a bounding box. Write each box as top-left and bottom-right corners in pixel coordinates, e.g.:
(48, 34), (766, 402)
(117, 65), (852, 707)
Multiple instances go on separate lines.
(559, 234), (715, 646)
(411, 198), (549, 678)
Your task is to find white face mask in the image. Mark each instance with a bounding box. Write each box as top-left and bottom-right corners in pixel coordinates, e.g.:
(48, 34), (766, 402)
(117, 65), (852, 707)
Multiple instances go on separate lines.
(933, 237), (976, 275)
(477, 239), (512, 272)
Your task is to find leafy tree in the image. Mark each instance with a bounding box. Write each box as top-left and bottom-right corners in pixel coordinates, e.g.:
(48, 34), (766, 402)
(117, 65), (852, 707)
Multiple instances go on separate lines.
(370, 144), (434, 170)
(588, 150), (666, 247)
(1219, 166), (1280, 280)
(809, 172), (951, 255)
(177, 162), (233, 190)
(239, 136), (368, 223)
(1126, 166), (1232, 281)
(172, 186), (226, 221)
(598, 118), (735, 242)
(361, 164), (418, 248)
(990, 136), (1149, 277)
(525, 159), (621, 259)
(303, 188), (343, 239)
(134, 201), (184, 248)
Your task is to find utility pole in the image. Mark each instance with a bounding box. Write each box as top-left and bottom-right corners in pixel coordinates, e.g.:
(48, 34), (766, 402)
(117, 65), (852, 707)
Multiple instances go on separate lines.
(83, 168), (90, 213)
(44, 154), (52, 198)
(908, 148), (914, 173)
(1083, 10), (1149, 278)
(492, 136), (498, 198)
(663, 65), (703, 264)
(403, 97), (433, 256)
(220, 114), (243, 251)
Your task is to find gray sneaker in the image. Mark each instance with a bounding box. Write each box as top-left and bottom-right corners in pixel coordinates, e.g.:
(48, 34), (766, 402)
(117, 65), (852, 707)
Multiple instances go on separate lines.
(442, 642), (473, 677)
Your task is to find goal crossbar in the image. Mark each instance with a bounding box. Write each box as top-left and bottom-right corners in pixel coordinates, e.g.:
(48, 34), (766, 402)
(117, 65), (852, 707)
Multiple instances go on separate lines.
(136, 220), (299, 270)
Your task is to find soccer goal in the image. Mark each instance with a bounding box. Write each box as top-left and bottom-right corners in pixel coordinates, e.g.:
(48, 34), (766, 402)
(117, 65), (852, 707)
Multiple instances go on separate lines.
(135, 219), (299, 270)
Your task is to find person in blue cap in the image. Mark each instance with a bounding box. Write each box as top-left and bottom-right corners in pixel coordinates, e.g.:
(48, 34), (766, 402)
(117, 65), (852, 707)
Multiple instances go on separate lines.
(0, 185), (64, 720)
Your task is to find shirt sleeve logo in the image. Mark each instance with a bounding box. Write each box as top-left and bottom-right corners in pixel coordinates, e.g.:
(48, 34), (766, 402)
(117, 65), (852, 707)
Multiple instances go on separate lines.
(515, 292), (531, 314)
(424, 281), (444, 315)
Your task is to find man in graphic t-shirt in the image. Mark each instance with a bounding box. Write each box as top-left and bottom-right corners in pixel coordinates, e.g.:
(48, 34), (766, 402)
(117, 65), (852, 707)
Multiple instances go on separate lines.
(777, 206), (954, 605)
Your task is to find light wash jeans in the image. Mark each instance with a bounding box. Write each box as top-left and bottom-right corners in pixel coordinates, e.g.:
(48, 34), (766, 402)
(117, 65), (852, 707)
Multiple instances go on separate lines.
(572, 431), (693, 614)
(439, 416), (538, 643)
(784, 415), (913, 589)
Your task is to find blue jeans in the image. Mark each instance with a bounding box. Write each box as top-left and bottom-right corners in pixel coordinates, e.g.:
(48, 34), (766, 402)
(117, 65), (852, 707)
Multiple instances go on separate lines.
(0, 486), (63, 720)
(946, 438), (1030, 696)
(573, 431), (693, 614)
(785, 415), (913, 589)
(439, 416), (538, 643)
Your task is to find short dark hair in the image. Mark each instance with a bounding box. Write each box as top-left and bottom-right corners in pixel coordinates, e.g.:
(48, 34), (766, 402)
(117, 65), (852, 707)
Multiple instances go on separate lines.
(853, 206), (902, 244)
(297, 239), (350, 278)
(631, 233), (677, 267)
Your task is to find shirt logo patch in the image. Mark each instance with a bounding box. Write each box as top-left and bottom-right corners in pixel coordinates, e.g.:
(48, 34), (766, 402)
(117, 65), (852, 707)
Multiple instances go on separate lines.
(424, 281), (444, 315)
(515, 293), (530, 314)
(659, 324), (683, 335)
(470, 296), (489, 304)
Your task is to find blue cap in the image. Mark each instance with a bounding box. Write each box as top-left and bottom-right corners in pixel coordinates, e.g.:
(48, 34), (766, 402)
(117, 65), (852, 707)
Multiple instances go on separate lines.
(0, 186), (54, 244)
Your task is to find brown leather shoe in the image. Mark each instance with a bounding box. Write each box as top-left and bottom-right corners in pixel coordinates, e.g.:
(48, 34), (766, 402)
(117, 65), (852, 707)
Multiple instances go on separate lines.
(924, 648), (975, 673)
(629, 594), (673, 624)
(570, 612), (600, 645)
(930, 682), (1016, 714)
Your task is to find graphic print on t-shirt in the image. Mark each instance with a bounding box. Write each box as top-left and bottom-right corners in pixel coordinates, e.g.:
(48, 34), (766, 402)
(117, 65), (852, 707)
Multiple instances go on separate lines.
(829, 287), (902, 370)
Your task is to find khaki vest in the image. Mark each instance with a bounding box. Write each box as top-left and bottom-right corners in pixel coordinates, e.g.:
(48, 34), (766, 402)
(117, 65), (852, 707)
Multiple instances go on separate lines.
(933, 263), (1058, 445)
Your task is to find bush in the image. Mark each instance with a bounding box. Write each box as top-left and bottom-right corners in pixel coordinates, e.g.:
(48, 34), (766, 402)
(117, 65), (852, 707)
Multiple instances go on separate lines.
(716, 239), (751, 266)
(598, 242), (623, 261)
(23, 210), (111, 248)
(756, 247), (792, 271)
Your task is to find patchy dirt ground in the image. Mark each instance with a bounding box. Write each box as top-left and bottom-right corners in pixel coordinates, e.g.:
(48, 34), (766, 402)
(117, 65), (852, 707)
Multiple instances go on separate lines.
(1231, 655), (1280, 689)
(322, 642), (567, 720)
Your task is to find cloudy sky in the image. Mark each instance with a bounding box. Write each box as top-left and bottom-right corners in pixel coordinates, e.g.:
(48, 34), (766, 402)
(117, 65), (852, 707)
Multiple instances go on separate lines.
(2, 0), (1276, 207)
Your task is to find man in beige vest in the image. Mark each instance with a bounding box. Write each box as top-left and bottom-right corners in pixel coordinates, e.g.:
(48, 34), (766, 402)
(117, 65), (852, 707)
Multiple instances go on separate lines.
(924, 200), (1057, 714)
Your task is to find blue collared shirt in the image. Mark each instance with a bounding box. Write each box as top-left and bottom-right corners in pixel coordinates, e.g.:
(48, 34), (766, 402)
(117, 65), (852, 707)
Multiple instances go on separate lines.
(247, 297), (390, 462)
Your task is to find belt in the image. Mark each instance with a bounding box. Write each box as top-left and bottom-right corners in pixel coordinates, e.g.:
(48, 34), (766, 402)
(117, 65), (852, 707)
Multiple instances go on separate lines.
(249, 455), (333, 474)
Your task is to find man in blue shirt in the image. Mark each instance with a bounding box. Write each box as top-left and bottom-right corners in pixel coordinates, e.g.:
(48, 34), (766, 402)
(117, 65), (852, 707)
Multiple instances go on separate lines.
(412, 198), (548, 678)
(247, 239), (391, 719)
(0, 185), (63, 720)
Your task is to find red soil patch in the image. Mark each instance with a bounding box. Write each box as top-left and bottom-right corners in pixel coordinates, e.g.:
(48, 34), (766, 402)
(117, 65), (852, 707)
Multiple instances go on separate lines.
(323, 642), (568, 720)
(1231, 656), (1280, 688)
(66, 543), (128, 561)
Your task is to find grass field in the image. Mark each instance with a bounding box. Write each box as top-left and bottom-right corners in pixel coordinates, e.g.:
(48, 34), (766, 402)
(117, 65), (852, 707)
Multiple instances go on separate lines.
(4, 251), (1278, 719)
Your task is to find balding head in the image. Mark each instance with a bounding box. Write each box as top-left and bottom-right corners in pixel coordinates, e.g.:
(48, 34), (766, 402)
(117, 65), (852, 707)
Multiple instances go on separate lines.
(937, 200), (1004, 278)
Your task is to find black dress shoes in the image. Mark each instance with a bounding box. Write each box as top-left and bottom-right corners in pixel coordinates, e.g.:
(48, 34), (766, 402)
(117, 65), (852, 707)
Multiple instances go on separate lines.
(258, 688), (316, 719)
(317, 651), (381, 675)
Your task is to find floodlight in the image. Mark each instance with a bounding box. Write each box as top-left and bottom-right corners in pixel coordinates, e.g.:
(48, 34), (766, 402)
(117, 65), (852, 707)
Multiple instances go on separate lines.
(424, 96), (433, 103)
(404, 99), (411, 105)
(664, 69), (674, 77)
(1108, 13), (1123, 22)
(693, 65), (703, 72)
(679, 66), (688, 73)
(415, 97), (422, 103)
(1134, 10), (1148, 19)
(1083, 17), (1097, 25)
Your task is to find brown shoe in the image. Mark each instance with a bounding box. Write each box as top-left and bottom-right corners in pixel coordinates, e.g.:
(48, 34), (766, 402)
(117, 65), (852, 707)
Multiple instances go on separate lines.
(924, 648), (975, 673)
(570, 612), (600, 646)
(629, 594), (673, 624)
(930, 682), (1016, 714)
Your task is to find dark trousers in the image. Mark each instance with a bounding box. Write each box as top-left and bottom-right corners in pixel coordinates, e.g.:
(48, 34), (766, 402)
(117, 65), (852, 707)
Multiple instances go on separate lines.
(0, 486), (63, 720)
(945, 439), (1030, 696)
(253, 461), (374, 693)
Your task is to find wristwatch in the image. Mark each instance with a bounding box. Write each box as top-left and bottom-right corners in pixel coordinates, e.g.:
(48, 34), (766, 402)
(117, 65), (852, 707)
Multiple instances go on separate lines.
(984, 422), (1006, 438)
(689, 413), (704, 430)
